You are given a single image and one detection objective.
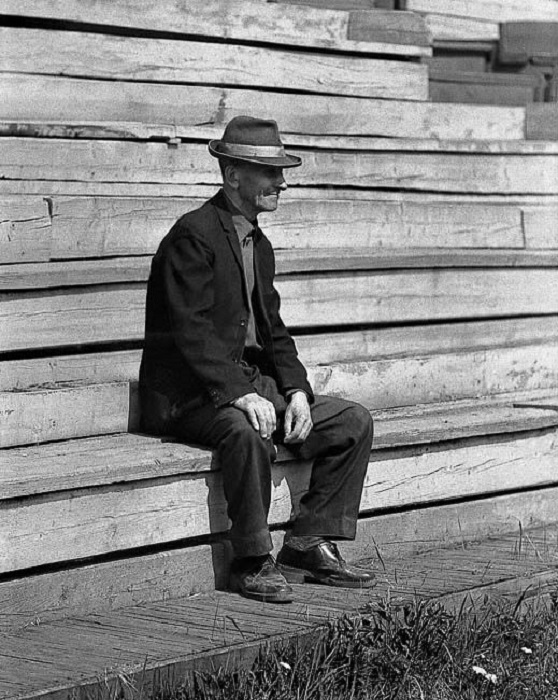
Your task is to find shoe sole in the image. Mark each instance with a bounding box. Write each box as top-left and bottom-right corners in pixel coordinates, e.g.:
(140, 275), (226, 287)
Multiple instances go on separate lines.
(229, 575), (293, 604)
(278, 563), (376, 589)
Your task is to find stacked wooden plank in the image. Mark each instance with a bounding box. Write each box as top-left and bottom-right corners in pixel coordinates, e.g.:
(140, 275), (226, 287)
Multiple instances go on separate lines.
(1, 0), (558, 632)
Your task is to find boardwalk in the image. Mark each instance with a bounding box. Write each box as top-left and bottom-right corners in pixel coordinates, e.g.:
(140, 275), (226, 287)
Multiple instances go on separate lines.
(2, 524), (558, 700)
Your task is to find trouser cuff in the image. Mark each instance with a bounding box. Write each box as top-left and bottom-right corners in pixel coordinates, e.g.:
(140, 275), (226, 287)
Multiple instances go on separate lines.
(230, 527), (273, 558)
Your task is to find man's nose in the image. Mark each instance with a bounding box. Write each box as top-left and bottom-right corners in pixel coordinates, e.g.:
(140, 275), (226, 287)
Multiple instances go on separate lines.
(276, 174), (288, 190)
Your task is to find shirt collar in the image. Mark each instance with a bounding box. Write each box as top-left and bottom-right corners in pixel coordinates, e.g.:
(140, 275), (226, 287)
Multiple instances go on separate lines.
(223, 191), (257, 244)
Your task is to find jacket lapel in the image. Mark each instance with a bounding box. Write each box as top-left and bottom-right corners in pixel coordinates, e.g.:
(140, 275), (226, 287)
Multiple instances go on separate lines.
(213, 192), (250, 307)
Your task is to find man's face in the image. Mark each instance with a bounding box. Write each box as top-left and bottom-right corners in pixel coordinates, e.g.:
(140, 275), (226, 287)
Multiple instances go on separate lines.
(234, 163), (287, 217)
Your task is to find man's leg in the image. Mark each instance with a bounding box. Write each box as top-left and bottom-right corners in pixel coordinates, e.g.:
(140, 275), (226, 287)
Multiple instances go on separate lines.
(277, 395), (375, 587)
(173, 403), (293, 602)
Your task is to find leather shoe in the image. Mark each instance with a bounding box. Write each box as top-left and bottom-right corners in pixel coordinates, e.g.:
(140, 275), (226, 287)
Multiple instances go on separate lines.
(229, 554), (293, 603)
(277, 541), (375, 588)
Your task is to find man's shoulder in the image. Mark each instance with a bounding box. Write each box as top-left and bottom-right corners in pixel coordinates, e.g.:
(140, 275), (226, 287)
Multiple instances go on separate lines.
(172, 192), (223, 234)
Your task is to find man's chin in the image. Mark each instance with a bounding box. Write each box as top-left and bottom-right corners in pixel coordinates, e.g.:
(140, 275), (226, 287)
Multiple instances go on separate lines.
(259, 195), (279, 211)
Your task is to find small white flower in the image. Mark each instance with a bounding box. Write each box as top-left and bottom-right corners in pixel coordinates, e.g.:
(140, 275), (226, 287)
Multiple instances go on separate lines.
(279, 661), (292, 671)
(472, 666), (498, 685)
(521, 646), (533, 655)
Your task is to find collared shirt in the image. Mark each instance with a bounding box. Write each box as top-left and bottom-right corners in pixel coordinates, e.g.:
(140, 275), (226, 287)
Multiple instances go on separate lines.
(228, 201), (261, 350)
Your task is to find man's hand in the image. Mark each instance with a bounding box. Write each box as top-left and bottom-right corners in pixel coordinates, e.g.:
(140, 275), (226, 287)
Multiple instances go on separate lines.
(232, 392), (276, 439)
(284, 391), (313, 445)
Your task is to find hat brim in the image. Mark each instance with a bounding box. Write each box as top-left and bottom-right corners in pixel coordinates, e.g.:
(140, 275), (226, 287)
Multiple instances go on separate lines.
(208, 141), (302, 168)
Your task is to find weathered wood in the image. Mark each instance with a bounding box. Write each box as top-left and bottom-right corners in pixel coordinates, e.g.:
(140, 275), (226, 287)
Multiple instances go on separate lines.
(0, 28), (429, 100)
(3, 317), (555, 391)
(526, 103), (558, 141)
(0, 383), (134, 448)
(41, 196), (525, 261)
(420, 14), (499, 42)
(426, 53), (488, 73)
(499, 22), (558, 65)
(346, 9), (431, 46)
(429, 80), (541, 106)
(2, 429), (557, 573)
(0, 196), (51, 264)
(5, 249), (558, 291)
(523, 207), (558, 248)
(2, 390), (558, 498)
(0, 0), (431, 56)
(2, 140), (557, 194)
(0, 74), (526, 141)
(401, 0), (558, 24)
(2, 268), (558, 352)
(2, 343), (557, 446)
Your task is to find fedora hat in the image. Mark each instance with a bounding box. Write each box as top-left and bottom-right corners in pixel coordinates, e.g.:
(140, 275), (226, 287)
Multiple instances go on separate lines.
(208, 116), (301, 168)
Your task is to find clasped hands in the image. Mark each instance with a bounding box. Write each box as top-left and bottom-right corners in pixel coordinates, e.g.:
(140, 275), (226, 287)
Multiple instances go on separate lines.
(232, 391), (312, 444)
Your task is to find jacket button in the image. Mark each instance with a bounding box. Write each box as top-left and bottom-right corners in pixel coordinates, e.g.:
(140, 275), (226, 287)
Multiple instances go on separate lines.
(240, 319), (247, 327)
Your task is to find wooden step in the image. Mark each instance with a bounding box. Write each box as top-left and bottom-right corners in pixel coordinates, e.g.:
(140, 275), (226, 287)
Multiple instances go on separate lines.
(429, 68), (546, 105)
(0, 27), (429, 101)
(2, 340), (557, 445)
(5, 194), (528, 263)
(2, 391), (557, 499)
(2, 268), (558, 353)
(3, 249), (558, 291)
(3, 317), (556, 390)
(402, 0), (558, 24)
(0, 74), (527, 141)
(2, 139), (558, 193)
(1, 498), (558, 633)
(1, 417), (557, 573)
(499, 22), (558, 65)
(0, 0), (432, 55)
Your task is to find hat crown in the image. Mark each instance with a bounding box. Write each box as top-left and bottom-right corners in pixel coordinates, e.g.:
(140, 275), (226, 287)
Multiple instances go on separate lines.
(221, 116), (283, 148)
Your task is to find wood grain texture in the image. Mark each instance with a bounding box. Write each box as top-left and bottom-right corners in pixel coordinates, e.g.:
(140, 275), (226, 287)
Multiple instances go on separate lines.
(1, 429), (557, 572)
(0, 196), (51, 264)
(499, 22), (558, 64)
(526, 103), (558, 141)
(0, 0), (431, 55)
(2, 343), (557, 446)
(402, 0), (558, 24)
(420, 14), (499, 42)
(2, 140), (557, 194)
(6, 249), (558, 291)
(1, 268), (558, 352)
(0, 74), (526, 141)
(40, 195), (525, 262)
(523, 207), (558, 248)
(0, 28), (429, 100)
(429, 81), (541, 106)
(2, 390), (557, 498)
(3, 316), (555, 391)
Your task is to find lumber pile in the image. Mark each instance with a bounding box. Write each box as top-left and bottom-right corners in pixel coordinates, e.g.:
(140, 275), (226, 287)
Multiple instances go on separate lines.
(1, 0), (558, 632)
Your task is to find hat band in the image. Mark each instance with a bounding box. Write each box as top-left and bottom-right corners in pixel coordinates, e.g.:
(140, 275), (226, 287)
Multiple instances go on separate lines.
(218, 143), (287, 158)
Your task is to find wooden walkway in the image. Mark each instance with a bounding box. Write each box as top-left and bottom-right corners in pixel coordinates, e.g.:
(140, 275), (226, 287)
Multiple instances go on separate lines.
(2, 525), (558, 700)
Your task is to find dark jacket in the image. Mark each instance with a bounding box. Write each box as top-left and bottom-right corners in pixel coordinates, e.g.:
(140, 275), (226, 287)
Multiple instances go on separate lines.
(139, 189), (313, 431)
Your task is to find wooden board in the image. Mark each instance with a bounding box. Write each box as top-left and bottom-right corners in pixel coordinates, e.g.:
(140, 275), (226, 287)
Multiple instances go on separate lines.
(420, 15), (499, 42)
(1, 268), (558, 352)
(3, 316), (556, 391)
(0, 75), (526, 141)
(346, 9), (431, 46)
(2, 343), (557, 446)
(5, 249), (558, 291)
(2, 429), (557, 572)
(1, 499), (558, 632)
(0, 28), (429, 101)
(2, 390), (558, 498)
(0, 196), (51, 264)
(526, 103), (558, 141)
(44, 196), (524, 261)
(2, 140), (557, 194)
(499, 22), (558, 64)
(429, 80), (541, 106)
(523, 207), (558, 248)
(0, 0), (431, 55)
(401, 0), (558, 24)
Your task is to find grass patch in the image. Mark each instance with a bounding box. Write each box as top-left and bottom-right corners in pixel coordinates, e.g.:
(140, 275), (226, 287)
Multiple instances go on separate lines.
(159, 591), (558, 700)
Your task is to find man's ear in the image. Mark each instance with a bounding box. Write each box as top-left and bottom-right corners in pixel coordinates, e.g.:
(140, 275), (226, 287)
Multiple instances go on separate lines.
(224, 162), (241, 190)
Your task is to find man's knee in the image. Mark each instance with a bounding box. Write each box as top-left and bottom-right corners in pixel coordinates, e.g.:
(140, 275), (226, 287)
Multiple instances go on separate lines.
(219, 409), (276, 461)
(343, 402), (373, 442)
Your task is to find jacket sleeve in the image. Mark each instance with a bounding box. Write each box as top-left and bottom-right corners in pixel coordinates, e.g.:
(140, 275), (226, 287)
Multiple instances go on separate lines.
(160, 230), (255, 407)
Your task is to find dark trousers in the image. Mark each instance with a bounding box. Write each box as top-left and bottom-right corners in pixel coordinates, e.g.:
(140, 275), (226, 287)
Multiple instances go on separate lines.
(169, 369), (374, 558)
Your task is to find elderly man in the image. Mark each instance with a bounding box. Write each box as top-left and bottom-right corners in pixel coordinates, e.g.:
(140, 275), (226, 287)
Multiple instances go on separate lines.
(140, 116), (374, 603)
